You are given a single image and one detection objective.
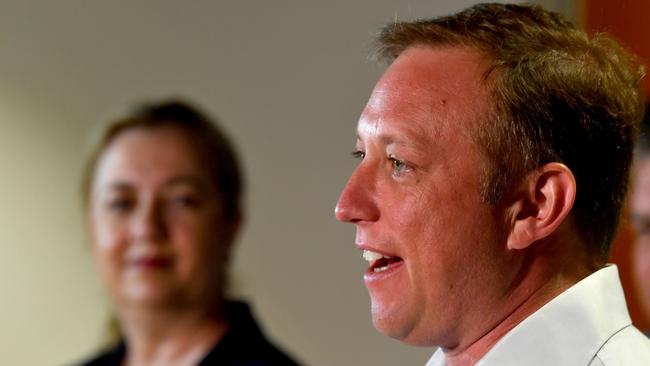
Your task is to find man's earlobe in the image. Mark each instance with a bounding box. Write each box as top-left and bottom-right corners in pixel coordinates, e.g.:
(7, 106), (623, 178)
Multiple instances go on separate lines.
(506, 163), (576, 250)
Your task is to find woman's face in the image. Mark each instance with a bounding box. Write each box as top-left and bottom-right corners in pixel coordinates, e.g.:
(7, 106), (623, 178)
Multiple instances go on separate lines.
(89, 126), (236, 309)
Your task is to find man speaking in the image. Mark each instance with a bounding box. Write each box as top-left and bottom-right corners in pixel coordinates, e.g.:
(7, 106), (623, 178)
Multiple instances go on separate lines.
(335, 3), (650, 365)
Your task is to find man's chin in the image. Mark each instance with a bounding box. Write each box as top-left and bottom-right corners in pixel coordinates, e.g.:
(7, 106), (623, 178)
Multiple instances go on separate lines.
(370, 303), (440, 347)
(371, 303), (414, 343)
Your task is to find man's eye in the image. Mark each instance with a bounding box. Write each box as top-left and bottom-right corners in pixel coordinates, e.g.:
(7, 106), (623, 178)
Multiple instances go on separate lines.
(391, 158), (405, 171)
(389, 156), (408, 175)
(351, 150), (365, 159)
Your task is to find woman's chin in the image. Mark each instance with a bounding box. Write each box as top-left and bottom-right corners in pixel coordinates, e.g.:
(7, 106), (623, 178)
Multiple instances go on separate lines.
(116, 284), (183, 309)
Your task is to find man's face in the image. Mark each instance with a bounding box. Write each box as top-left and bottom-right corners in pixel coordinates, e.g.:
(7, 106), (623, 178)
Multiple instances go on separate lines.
(630, 157), (650, 317)
(335, 46), (512, 347)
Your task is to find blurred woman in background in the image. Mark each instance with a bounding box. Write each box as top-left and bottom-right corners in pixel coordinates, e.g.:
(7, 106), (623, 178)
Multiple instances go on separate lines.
(79, 101), (300, 366)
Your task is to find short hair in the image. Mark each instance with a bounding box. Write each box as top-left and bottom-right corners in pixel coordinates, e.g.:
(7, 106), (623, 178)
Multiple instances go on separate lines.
(83, 100), (243, 223)
(376, 3), (645, 260)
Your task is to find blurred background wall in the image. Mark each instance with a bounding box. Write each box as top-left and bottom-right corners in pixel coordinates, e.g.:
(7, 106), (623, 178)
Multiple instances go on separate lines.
(0, 1), (590, 365)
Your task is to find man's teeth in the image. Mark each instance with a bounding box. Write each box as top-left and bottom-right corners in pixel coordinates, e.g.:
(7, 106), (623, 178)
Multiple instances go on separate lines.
(362, 250), (394, 273)
(362, 250), (384, 263)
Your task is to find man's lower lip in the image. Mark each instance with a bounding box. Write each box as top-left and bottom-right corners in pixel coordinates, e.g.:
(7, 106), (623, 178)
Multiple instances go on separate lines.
(363, 260), (404, 284)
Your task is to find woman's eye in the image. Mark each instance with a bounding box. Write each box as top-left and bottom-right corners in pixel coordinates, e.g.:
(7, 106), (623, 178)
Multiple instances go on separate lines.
(106, 198), (134, 213)
(171, 194), (200, 208)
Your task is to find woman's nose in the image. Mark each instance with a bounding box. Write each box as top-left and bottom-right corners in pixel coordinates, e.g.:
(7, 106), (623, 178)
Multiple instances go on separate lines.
(131, 200), (166, 242)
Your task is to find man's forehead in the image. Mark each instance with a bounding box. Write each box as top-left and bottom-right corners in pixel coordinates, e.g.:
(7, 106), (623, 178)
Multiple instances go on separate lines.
(379, 45), (489, 90)
(355, 115), (431, 149)
(358, 45), (491, 143)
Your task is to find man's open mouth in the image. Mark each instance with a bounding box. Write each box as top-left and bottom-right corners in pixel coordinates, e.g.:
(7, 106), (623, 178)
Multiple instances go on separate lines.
(363, 250), (403, 273)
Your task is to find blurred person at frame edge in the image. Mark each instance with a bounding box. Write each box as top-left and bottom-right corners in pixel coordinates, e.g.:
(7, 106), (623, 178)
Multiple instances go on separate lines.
(629, 105), (650, 337)
(76, 100), (302, 366)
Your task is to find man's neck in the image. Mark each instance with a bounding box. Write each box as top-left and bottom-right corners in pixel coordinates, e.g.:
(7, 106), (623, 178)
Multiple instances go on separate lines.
(443, 252), (596, 366)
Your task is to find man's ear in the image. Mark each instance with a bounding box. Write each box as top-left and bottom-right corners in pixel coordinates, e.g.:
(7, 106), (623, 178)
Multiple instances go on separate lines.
(506, 163), (576, 250)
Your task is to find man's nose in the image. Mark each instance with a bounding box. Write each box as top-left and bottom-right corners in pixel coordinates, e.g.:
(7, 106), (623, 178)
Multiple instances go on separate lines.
(335, 163), (380, 223)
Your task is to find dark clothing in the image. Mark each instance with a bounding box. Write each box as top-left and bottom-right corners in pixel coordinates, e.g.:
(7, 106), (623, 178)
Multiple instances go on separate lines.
(78, 302), (301, 366)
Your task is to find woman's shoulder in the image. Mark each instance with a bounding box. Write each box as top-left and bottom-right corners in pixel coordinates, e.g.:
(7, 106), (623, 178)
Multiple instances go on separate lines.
(199, 301), (303, 366)
(73, 342), (125, 366)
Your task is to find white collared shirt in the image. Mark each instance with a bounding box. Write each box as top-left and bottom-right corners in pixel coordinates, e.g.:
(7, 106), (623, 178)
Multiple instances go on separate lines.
(426, 265), (650, 366)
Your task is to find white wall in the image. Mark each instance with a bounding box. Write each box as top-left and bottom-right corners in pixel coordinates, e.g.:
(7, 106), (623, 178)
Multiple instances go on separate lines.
(0, 1), (575, 365)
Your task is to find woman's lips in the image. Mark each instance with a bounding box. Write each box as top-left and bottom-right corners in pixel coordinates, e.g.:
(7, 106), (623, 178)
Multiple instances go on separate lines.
(128, 256), (172, 268)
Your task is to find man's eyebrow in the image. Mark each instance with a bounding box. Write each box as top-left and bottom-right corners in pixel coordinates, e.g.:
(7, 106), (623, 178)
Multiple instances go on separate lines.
(380, 132), (431, 151)
(356, 129), (431, 149)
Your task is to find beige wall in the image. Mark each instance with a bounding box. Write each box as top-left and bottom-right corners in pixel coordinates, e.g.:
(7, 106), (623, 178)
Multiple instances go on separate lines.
(0, 1), (575, 365)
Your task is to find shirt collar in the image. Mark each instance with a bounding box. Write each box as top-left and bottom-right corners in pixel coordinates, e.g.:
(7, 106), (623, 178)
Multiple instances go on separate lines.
(427, 265), (631, 366)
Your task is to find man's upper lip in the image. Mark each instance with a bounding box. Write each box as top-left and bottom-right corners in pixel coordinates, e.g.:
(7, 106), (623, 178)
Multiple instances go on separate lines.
(356, 243), (399, 258)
